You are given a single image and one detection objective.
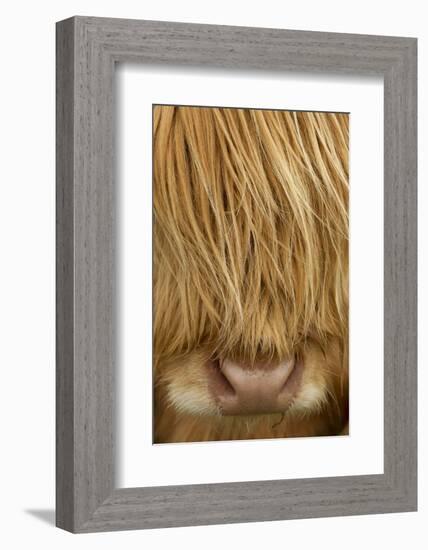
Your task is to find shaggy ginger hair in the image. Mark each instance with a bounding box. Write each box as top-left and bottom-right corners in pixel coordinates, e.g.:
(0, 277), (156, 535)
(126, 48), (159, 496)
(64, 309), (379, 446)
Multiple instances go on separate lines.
(153, 105), (349, 443)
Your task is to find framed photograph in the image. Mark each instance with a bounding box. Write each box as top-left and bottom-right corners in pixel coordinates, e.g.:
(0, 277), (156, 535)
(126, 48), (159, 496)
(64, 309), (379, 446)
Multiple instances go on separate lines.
(56, 16), (417, 532)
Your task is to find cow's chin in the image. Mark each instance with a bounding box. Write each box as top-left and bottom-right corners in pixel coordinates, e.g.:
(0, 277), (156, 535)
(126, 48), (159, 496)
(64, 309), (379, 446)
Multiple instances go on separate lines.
(154, 337), (348, 443)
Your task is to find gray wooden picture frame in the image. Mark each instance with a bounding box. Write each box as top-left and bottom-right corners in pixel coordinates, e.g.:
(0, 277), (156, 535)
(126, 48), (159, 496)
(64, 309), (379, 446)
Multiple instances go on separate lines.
(56, 16), (417, 533)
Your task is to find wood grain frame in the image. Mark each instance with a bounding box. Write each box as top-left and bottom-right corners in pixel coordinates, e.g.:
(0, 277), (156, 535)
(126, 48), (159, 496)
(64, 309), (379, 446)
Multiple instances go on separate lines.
(56, 16), (417, 533)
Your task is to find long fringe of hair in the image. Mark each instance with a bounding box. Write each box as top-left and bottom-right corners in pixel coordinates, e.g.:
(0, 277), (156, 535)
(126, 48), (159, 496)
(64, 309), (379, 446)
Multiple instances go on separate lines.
(153, 105), (349, 366)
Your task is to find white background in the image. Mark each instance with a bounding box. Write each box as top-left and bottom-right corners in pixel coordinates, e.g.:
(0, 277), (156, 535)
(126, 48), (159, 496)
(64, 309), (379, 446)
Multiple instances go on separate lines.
(118, 67), (384, 487)
(0, 1), (425, 549)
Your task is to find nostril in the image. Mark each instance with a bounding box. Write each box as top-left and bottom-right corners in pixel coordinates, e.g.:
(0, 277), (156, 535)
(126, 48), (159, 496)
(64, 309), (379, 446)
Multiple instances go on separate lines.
(208, 359), (236, 397)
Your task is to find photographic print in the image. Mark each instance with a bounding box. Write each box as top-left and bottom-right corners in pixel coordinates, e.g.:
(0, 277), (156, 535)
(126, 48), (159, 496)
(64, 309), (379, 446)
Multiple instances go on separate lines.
(153, 104), (349, 443)
(56, 17), (417, 531)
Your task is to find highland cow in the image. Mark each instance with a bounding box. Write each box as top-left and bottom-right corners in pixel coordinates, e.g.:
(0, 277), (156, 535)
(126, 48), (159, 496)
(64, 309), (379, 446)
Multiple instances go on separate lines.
(153, 105), (349, 443)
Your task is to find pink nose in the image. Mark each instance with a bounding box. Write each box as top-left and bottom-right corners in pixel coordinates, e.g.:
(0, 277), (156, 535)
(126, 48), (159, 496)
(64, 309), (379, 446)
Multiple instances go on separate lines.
(209, 358), (301, 415)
